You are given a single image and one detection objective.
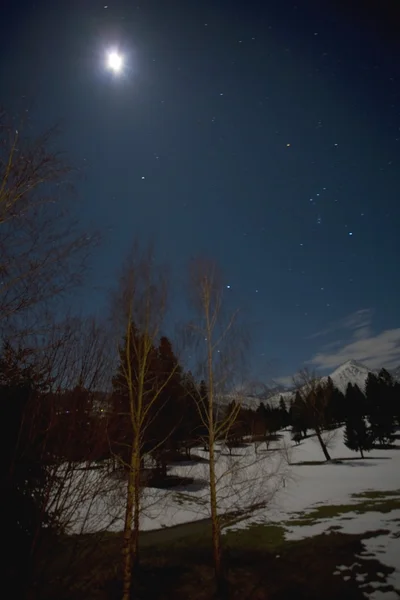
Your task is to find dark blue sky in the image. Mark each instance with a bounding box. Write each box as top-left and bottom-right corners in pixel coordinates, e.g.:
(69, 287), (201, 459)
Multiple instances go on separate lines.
(1, 0), (399, 382)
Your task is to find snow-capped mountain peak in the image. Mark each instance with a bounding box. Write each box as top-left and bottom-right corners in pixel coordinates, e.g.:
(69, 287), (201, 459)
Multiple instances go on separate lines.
(226, 359), (393, 411)
(328, 359), (372, 393)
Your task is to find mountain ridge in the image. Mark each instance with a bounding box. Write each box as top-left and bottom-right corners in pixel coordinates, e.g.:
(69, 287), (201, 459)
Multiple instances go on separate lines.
(236, 359), (399, 410)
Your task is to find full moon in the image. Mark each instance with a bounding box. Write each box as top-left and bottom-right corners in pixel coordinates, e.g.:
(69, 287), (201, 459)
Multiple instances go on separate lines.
(106, 50), (123, 74)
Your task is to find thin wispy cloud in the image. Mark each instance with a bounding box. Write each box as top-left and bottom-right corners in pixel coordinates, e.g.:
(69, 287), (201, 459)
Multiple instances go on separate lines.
(308, 308), (373, 340)
(276, 309), (399, 385)
(273, 375), (295, 387)
(309, 327), (400, 371)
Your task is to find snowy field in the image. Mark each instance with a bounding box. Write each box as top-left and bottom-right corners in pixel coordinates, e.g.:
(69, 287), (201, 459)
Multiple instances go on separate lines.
(65, 428), (400, 598)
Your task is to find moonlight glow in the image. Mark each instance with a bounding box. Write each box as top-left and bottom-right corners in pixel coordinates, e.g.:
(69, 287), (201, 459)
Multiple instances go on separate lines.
(106, 50), (123, 74)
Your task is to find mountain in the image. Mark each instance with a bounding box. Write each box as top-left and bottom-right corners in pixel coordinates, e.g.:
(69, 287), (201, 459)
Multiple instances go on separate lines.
(328, 359), (372, 393)
(242, 359), (374, 410)
(223, 359), (396, 411)
(390, 366), (400, 383)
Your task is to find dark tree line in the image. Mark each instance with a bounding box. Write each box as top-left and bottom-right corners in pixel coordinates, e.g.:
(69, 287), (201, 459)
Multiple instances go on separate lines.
(1, 342), (60, 598)
(109, 326), (209, 480)
(6, 320), (399, 599)
(344, 369), (399, 456)
(288, 369), (399, 459)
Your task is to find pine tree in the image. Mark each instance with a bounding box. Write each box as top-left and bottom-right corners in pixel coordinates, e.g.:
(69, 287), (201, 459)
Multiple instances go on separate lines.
(366, 371), (396, 445)
(290, 391), (309, 439)
(150, 336), (185, 471)
(344, 382), (367, 420)
(279, 396), (290, 428)
(327, 380), (346, 426)
(394, 381), (400, 427)
(344, 415), (373, 458)
(343, 384), (373, 457)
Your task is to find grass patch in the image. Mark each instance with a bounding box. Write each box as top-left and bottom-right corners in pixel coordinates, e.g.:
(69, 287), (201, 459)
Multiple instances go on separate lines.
(36, 526), (398, 600)
(224, 522), (287, 551)
(34, 486), (400, 599)
(287, 492), (400, 527)
(352, 489), (400, 500)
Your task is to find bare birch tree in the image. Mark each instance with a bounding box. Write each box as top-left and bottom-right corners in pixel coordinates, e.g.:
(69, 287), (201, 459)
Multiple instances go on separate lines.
(185, 258), (291, 597)
(109, 244), (181, 600)
(185, 258), (246, 597)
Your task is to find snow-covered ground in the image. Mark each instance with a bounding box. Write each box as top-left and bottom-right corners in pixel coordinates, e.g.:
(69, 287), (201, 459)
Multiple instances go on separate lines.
(65, 428), (400, 597)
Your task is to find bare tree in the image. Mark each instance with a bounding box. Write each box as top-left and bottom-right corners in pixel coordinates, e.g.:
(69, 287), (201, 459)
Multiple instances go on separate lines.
(185, 259), (291, 598)
(34, 313), (114, 393)
(0, 108), (99, 336)
(293, 368), (334, 461)
(109, 244), (181, 600)
(186, 258), (248, 597)
(2, 314), (117, 598)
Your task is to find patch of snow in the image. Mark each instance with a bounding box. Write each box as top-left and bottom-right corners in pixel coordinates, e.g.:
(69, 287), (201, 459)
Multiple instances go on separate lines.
(60, 425), (400, 594)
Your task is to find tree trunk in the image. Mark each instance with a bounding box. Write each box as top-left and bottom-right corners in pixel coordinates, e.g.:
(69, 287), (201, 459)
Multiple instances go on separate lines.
(122, 452), (135, 600)
(132, 446), (141, 576)
(122, 436), (141, 600)
(360, 447), (364, 459)
(209, 438), (227, 598)
(315, 426), (331, 461)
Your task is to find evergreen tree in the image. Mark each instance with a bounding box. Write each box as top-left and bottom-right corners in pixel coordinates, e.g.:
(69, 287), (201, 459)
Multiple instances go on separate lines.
(290, 391), (309, 439)
(279, 396), (290, 428)
(111, 327), (185, 468)
(394, 381), (400, 427)
(344, 415), (373, 458)
(110, 322), (158, 464)
(146, 336), (185, 474)
(326, 379), (346, 426)
(345, 382), (368, 417)
(366, 371), (396, 445)
(343, 383), (374, 457)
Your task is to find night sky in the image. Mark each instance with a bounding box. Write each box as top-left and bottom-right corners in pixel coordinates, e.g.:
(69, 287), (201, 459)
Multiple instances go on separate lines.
(1, 0), (399, 383)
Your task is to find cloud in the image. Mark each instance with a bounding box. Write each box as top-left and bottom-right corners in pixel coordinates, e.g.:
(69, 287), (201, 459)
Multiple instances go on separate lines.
(352, 326), (372, 341)
(276, 309), (398, 385)
(309, 327), (400, 371)
(308, 308), (373, 340)
(273, 375), (295, 387)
